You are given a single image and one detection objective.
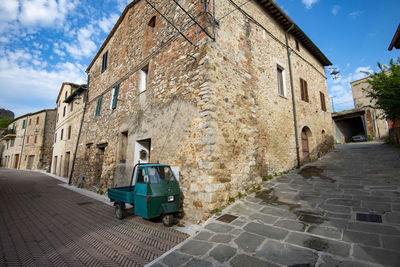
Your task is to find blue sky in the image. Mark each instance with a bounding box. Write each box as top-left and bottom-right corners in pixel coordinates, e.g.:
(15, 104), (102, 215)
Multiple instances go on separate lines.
(0, 0), (399, 117)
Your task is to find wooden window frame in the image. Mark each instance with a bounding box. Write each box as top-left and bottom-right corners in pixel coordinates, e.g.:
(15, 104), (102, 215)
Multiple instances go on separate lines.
(277, 65), (286, 97)
(320, 92), (327, 111)
(36, 117), (39, 125)
(111, 83), (120, 110)
(300, 78), (309, 102)
(60, 129), (64, 140)
(68, 125), (72, 140)
(101, 51), (108, 73)
(34, 136), (37, 144)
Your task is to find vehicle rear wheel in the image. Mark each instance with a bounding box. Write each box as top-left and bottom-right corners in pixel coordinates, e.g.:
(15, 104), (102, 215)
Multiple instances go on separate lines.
(162, 214), (174, 227)
(115, 203), (124, 220)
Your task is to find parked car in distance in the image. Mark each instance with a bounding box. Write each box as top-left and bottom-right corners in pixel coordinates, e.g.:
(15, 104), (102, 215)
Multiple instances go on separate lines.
(351, 134), (367, 142)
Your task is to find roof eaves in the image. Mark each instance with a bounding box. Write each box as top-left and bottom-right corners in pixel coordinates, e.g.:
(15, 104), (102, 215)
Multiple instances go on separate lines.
(388, 24), (400, 51)
(255, 0), (332, 66)
(56, 82), (81, 103)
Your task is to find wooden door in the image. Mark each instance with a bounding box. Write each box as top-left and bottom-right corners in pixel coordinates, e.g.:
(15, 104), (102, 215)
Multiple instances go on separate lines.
(14, 154), (19, 169)
(301, 131), (310, 164)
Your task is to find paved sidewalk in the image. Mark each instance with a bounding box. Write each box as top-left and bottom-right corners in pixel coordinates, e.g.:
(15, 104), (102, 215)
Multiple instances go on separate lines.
(150, 142), (400, 267)
(0, 168), (188, 266)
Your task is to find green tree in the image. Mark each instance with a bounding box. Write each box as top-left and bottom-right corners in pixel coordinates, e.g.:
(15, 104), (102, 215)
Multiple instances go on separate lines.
(363, 57), (400, 121)
(0, 118), (13, 129)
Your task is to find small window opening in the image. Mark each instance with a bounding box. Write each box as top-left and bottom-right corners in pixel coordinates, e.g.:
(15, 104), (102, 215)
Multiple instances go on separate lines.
(295, 39), (300, 51)
(139, 64), (149, 94)
(148, 16), (156, 28)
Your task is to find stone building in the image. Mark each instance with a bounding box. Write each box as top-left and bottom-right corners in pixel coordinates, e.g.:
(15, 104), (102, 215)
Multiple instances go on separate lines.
(51, 83), (87, 178)
(1, 109), (56, 170)
(71, 0), (334, 221)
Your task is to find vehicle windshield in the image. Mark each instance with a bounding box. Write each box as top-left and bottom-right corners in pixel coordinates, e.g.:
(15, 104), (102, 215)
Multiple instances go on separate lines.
(147, 166), (176, 184)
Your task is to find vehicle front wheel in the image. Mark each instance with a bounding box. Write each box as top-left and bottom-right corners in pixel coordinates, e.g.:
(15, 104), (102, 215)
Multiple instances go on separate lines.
(162, 214), (174, 227)
(115, 203), (124, 220)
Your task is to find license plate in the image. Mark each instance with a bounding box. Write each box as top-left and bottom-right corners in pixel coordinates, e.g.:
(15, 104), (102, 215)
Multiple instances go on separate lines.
(168, 195), (174, 202)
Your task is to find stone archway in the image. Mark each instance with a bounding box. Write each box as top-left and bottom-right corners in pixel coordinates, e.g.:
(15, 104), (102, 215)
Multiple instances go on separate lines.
(301, 126), (312, 164)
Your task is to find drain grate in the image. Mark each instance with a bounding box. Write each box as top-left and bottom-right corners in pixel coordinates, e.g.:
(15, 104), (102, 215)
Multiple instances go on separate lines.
(77, 202), (93, 206)
(216, 214), (238, 223)
(356, 213), (382, 223)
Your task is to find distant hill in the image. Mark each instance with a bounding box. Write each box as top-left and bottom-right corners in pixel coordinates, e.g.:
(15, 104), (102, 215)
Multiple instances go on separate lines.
(0, 109), (14, 129)
(0, 109), (14, 120)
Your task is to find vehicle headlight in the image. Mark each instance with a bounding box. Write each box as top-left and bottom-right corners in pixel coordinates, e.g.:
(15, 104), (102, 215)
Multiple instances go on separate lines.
(168, 195), (174, 202)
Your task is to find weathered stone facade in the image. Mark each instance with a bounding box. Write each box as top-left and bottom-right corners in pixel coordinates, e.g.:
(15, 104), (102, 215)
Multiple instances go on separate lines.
(72, 0), (334, 222)
(1, 109), (56, 171)
(51, 83), (86, 178)
(351, 77), (389, 139)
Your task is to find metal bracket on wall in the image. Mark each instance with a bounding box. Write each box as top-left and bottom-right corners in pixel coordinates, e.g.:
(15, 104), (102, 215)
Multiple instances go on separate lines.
(144, 0), (216, 47)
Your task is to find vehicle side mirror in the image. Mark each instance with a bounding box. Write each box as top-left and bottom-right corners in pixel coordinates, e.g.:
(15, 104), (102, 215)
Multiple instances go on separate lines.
(144, 175), (149, 183)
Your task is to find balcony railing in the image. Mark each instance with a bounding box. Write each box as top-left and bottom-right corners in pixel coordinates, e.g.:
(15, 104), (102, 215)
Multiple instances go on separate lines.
(1, 128), (16, 140)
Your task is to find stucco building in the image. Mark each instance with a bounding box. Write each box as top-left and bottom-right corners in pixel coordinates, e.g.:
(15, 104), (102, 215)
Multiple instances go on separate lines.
(71, 0), (334, 221)
(1, 109), (56, 171)
(51, 83), (87, 178)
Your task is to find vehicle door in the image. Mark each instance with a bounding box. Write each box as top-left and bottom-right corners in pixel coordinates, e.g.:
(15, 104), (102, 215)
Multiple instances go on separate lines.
(134, 167), (148, 218)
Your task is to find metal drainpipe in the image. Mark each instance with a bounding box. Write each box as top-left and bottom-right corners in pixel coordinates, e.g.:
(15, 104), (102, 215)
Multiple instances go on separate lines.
(18, 117), (28, 169)
(285, 24), (301, 167)
(68, 73), (89, 185)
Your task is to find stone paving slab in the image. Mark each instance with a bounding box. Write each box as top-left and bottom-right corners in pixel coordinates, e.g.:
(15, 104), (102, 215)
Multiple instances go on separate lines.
(149, 143), (400, 266)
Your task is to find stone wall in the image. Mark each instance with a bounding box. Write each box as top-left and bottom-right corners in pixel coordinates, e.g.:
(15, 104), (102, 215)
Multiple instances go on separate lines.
(52, 84), (85, 177)
(72, 0), (334, 222)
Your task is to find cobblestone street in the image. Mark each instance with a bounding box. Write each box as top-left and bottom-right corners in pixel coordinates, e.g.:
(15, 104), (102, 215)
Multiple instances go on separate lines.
(0, 169), (188, 267)
(151, 142), (400, 267)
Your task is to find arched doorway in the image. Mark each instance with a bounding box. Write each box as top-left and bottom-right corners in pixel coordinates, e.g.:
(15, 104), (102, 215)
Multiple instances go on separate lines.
(301, 127), (312, 164)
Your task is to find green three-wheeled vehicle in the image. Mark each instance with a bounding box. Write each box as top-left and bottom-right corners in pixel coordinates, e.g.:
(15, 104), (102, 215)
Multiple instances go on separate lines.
(107, 163), (181, 226)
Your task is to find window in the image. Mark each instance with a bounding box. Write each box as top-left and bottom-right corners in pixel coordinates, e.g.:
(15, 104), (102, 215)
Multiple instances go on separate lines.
(70, 101), (74, 112)
(139, 65), (148, 93)
(10, 138), (14, 147)
(54, 133), (57, 143)
(27, 136), (29, 144)
(111, 83), (120, 109)
(29, 118), (31, 125)
(95, 95), (103, 117)
(63, 106), (66, 117)
(277, 65), (286, 96)
(36, 117), (39, 125)
(300, 78), (309, 102)
(22, 120), (26, 129)
(320, 92), (327, 111)
(148, 16), (156, 28)
(57, 113), (59, 123)
(101, 51), (108, 72)
(295, 39), (300, 51)
(68, 126), (72, 140)
(34, 136), (37, 144)
(60, 129), (64, 140)
(65, 90), (68, 100)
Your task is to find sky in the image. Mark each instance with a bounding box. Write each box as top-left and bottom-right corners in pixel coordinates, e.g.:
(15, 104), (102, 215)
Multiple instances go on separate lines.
(0, 0), (399, 118)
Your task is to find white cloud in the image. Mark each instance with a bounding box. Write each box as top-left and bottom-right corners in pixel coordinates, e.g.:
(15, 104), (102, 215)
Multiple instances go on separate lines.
(19, 0), (78, 28)
(63, 24), (98, 58)
(349, 10), (364, 19)
(116, 0), (131, 13)
(99, 13), (119, 33)
(0, 0), (19, 22)
(0, 49), (86, 117)
(331, 5), (340, 15)
(302, 0), (318, 9)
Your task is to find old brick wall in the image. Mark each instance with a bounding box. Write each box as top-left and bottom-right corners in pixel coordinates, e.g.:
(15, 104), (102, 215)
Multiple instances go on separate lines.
(72, 1), (210, 205)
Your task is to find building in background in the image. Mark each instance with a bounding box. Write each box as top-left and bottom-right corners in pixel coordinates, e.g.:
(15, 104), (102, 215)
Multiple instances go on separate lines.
(71, 0), (334, 221)
(1, 109), (56, 171)
(332, 76), (389, 144)
(51, 83), (87, 178)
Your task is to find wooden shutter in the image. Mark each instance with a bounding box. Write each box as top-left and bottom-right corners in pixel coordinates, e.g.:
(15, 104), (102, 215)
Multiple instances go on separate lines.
(320, 92), (326, 111)
(22, 120), (25, 129)
(95, 95), (103, 117)
(111, 84), (119, 109)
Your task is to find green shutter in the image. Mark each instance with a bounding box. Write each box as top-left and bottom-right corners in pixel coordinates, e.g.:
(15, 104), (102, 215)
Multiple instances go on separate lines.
(22, 120), (25, 129)
(112, 84), (119, 109)
(95, 95), (103, 117)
